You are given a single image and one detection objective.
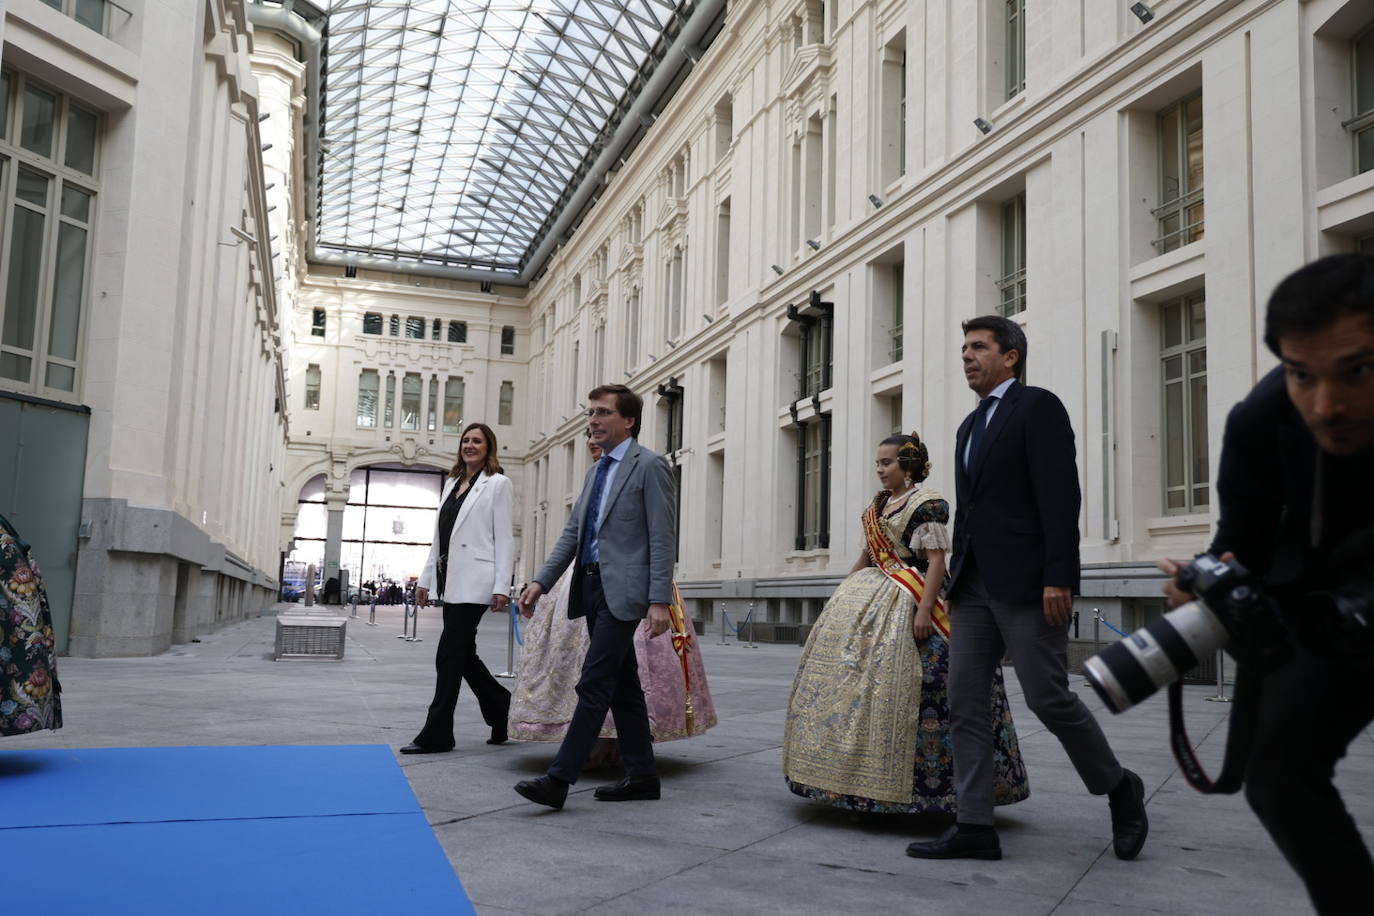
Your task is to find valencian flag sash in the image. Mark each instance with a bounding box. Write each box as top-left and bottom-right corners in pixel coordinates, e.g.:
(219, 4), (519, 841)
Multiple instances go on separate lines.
(862, 502), (951, 639)
(668, 582), (696, 733)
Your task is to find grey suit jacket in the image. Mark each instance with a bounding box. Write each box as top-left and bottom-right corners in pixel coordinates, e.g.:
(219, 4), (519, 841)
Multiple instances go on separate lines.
(534, 439), (677, 621)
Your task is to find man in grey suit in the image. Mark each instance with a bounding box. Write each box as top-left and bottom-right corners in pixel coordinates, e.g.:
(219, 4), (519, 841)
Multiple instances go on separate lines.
(514, 383), (676, 809)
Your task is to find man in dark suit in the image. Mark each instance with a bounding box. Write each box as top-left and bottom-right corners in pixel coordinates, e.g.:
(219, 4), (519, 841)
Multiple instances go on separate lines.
(1159, 254), (1374, 915)
(907, 315), (1148, 861)
(513, 383), (676, 809)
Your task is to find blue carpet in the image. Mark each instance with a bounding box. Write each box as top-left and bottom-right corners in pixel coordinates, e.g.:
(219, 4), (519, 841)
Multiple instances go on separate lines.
(0, 745), (473, 914)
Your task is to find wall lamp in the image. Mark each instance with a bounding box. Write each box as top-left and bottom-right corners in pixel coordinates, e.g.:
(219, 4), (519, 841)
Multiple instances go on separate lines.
(973, 117), (994, 134)
(771, 264), (785, 276)
(702, 313), (715, 324)
(805, 239), (821, 251)
(868, 194), (883, 209)
(1130, 2), (1154, 23)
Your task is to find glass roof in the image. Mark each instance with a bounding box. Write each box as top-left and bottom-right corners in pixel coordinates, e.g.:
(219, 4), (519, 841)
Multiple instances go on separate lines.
(318, 0), (688, 277)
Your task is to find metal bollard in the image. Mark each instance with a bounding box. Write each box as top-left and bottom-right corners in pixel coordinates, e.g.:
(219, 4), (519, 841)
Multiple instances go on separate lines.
(349, 594), (359, 619)
(1204, 649), (1231, 702)
(719, 601), (730, 646)
(367, 595), (378, 626)
(405, 602), (423, 642)
(743, 601), (758, 649)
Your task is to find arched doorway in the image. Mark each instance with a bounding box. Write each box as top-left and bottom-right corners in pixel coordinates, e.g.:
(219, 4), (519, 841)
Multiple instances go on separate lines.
(287, 463), (448, 601)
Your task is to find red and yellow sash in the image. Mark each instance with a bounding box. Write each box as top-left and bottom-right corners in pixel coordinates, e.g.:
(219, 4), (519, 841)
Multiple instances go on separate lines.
(668, 582), (696, 733)
(862, 501), (951, 639)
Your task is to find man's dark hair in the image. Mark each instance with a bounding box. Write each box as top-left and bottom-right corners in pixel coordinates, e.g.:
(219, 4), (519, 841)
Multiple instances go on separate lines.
(1265, 253), (1374, 355)
(588, 383), (642, 438)
(962, 315), (1027, 381)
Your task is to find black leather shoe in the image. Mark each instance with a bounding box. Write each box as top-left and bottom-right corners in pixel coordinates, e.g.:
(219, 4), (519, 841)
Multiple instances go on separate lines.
(593, 776), (661, 801)
(486, 729), (508, 745)
(905, 825), (1002, 860)
(1109, 768), (1149, 860)
(399, 743), (452, 755)
(514, 775), (568, 810)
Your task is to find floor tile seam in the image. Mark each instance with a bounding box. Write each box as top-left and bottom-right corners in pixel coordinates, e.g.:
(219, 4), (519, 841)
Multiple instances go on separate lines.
(473, 804), (751, 849)
(0, 809), (424, 831)
(563, 846), (740, 916)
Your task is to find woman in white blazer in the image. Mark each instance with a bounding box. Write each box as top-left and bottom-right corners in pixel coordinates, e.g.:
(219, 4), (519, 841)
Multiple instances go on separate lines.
(401, 422), (515, 753)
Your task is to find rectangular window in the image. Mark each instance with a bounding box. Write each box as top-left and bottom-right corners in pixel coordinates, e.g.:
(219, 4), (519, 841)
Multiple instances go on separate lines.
(305, 364), (321, 410)
(880, 33), (907, 184)
(401, 372), (421, 430)
(890, 263), (905, 362)
(1161, 293), (1209, 514)
(501, 325), (515, 355)
(716, 199), (731, 307)
(426, 376), (438, 432)
(795, 415), (832, 550)
(431, 318), (441, 341)
(625, 291), (641, 369)
(498, 380), (514, 425)
(311, 308), (326, 337)
(356, 369), (379, 428)
(39, 0), (106, 35)
(448, 320), (467, 343)
(363, 312), (383, 335)
(443, 377), (465, 433)
(389, 314), (400, 336)
(998, 193), (1027, 317)
(384, 372), (396, 428)
(795, 302), (834, 399)
(405, 316), (425, 339)
(1353, 24), (1374, 174)
(0, 72), (99, 396)
(1155, 93), (1204, 253)
(1006, 0), (1026, 100)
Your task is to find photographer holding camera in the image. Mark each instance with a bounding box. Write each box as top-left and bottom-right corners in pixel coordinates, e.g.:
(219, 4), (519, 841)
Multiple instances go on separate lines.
(1157, 254), (1374, 915)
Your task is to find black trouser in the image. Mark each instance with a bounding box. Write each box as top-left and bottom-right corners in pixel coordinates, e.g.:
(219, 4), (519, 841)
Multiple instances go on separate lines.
(548, 573), (655, 784)
(412, 602), (510, 749)
(1244, 644), (1374, 915)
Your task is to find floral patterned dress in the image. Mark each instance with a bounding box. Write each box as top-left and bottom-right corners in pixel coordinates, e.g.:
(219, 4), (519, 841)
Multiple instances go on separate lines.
(784, 489), (1028, 813)
(0, 513), (62, 737)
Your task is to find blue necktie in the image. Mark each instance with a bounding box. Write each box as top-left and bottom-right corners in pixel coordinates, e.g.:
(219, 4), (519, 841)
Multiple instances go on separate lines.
(965, 397), (995, 473)
(579, 456), (613, 565)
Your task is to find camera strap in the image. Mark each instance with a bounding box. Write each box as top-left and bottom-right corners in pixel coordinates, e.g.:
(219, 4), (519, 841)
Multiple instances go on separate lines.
(1167, 661), (1262, 794)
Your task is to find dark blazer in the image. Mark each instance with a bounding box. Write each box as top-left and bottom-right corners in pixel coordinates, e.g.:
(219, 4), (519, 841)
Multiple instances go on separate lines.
(1208, 367), (1318, 590)
(534, 439), (677, 622)
(947, 380), (1081, 603)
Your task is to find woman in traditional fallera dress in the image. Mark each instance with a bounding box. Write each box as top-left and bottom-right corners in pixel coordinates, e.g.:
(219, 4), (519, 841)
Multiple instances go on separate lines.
(508, 440), (717, 753)
(784, 433), (1028, 813)
(0, 513), (62, 738)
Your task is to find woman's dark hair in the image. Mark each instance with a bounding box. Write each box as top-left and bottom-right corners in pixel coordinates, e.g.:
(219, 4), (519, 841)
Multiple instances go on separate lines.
(962, 314), (1027, 381)
(588, 383), (642, 438)
(1264, 253), (1374, 355)
(448, 422), (504, 480)
(879, 430), (932, 483)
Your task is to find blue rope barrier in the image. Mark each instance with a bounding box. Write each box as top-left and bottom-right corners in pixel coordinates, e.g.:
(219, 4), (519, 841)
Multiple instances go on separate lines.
(509, 604), (524, 646)
(1099, 615), (1128, 638)
(721, 608), (754, 634)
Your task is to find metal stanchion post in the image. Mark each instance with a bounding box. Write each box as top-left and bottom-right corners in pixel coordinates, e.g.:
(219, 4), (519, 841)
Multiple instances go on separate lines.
(349, 594), (359, 619)
(1205, 650), (1231, 702)
(367, 594), (377, 626)
(407, 602), (422, 642)
(719, 601), (730, 646)
(497, 584), (517, 678)
(744, 601), (758, 649)
(397, 600), (412, 639)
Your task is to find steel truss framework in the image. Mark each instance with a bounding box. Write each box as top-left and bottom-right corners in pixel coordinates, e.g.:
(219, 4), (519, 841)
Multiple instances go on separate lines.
(318, 0), (689, 277)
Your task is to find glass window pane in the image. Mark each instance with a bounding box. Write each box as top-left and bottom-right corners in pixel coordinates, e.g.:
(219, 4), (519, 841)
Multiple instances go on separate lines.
(65, 106), (98, 174)
(448, 321), (466, 343)
(389, 315), (399, 336)
(1162, 302), (1182, 350)
(356, 370), (378, 427)
(17, 167), (48, 207)
(363, 312), (382, 334)
(1189, 297), (1206, 342)
(1358, 127), (1374, 176)
(0, 71), (10, 142)
(426, 378), (437, 431)
(0, 352), (31, 383)
(20, 85), (57, 158)
(74, 0), (106, 33)
(384, 373), (395, 427)
(498, 380), (514, 425)
(443, 378), (464, 432)
(4, 205), (47, 352)
(1159, 105), (1181, 204)
(61, 184), (91, 222)
(405, 317), (424, 338)
(1190, 373), (1209, 487)
(44, 362), (75, 391)
(1164, 379), (1184, 489)
(431, 318), (441, 340)
(1356, 28), (1374, 116)
(401, 373), (421, 430)
(47, 222), (87, 361)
